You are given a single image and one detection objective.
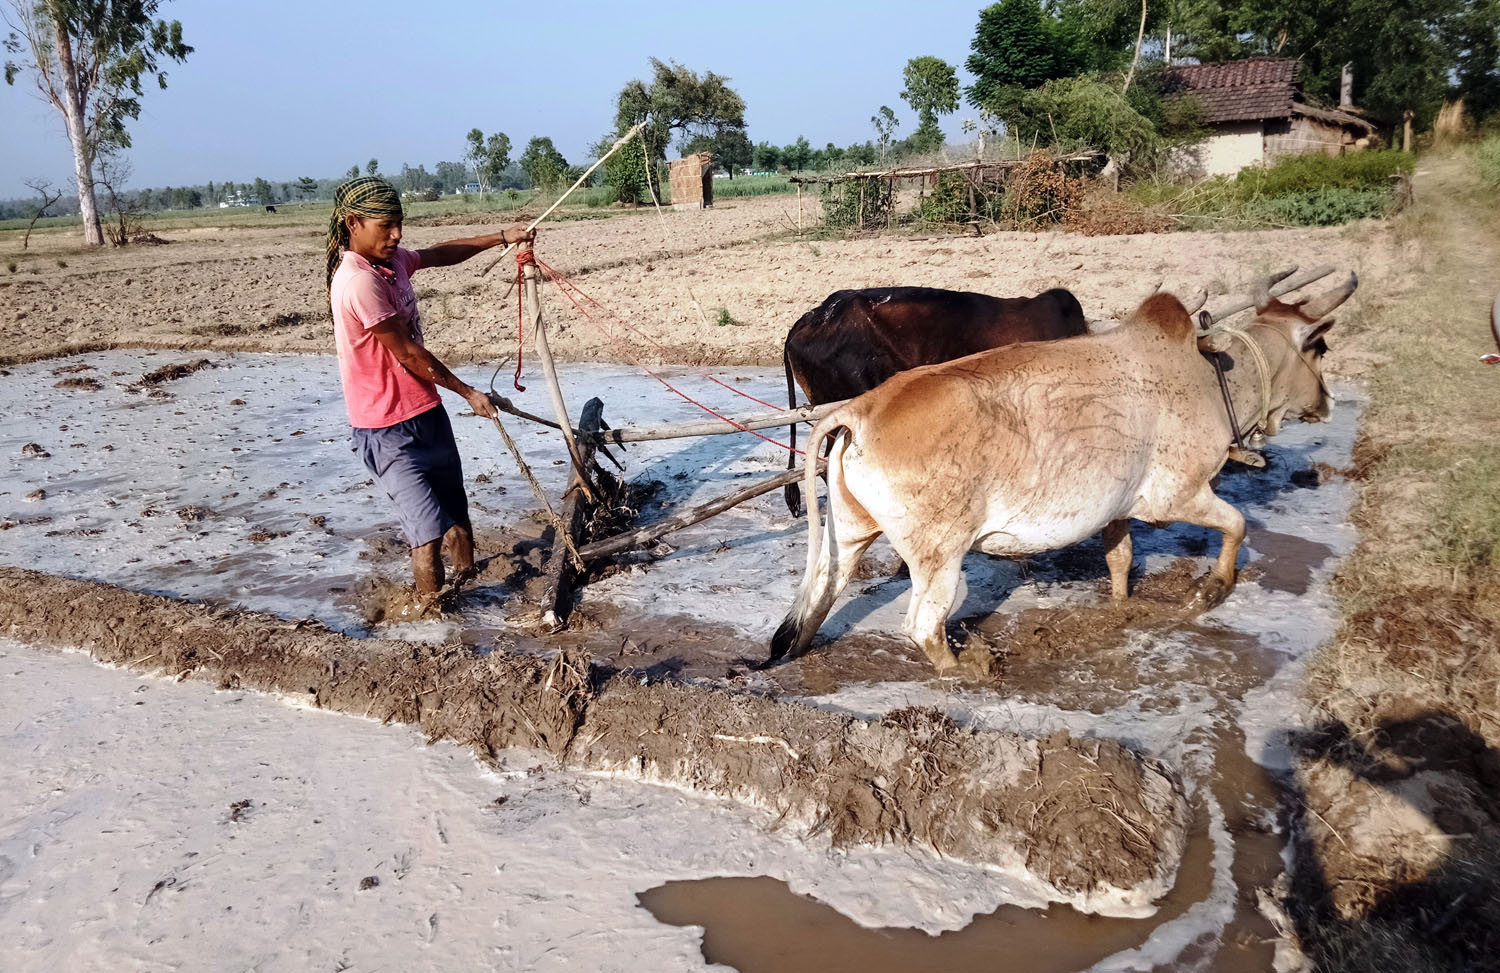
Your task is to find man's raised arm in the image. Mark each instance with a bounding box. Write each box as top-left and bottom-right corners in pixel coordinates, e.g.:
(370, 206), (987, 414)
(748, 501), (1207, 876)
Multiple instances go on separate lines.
(416, 224), (535, 269)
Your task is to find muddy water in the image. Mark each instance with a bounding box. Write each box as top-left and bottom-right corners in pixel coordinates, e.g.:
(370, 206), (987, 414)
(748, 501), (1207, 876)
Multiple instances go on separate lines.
(0, 351), (1362, 968)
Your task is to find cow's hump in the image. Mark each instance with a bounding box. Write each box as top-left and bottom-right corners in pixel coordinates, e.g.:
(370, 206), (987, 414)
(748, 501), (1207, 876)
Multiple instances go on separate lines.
(1128, 292), (1195, 343)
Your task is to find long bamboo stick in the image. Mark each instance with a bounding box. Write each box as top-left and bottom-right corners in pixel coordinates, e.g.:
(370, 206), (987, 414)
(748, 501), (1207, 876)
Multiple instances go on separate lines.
(477, 122), (645, 278)
(588, 400), (846, 446)
(521, 245), (595, 502)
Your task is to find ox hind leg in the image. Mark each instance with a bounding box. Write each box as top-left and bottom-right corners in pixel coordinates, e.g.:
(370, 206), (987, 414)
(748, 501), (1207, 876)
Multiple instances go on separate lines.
(1173, 485), (1246, 612)
(1103, 518), (1133, 602)
(899, 552), (970, 674)
(768, 452), (882, 663)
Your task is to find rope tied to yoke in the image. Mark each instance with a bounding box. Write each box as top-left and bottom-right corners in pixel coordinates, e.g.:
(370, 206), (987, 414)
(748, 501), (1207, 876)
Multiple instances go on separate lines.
(525, 251), (805, 455)
(1198, 318), (1273, 442)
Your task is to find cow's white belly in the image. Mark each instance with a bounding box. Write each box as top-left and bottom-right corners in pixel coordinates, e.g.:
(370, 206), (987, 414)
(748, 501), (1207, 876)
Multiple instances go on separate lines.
(969, 473), (1139, 556)
(971, 506), (1113, 556)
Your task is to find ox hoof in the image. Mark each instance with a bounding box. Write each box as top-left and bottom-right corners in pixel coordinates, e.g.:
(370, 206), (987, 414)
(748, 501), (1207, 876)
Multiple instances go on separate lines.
(1186, 575), (1233, 614)
(956, 643), (995, 678)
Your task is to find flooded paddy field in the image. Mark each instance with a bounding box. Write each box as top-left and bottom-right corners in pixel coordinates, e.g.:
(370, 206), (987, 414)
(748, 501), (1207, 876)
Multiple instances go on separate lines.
(1, 348), (1361, 970)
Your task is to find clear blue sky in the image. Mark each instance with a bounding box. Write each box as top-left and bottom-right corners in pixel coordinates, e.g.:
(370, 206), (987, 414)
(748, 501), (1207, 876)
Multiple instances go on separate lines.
(1, 0), (991, 198)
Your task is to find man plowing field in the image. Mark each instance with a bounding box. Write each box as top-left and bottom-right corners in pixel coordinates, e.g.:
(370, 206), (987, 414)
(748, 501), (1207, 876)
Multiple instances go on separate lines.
(325, 176), (532, 609)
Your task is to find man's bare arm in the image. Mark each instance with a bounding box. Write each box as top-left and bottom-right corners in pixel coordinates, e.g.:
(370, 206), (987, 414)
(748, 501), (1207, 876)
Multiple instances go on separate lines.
(368, 317), (497, 418)
(416, 224), (534, 269)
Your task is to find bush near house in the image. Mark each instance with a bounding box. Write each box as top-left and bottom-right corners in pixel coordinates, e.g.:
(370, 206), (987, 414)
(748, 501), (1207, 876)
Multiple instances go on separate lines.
(1132, 150), (1416, 228)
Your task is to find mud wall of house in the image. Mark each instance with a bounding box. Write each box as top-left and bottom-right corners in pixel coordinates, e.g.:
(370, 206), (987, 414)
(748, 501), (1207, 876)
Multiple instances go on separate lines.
(1168, 120), (1264, 178)
(1264, 117), (1351, 162)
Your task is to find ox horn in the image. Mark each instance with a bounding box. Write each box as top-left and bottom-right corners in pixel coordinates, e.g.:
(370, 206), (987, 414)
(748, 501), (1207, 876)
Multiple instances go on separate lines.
(1249, 265), (1298, 312)
(1181, 287), (1208, 316)
(1298, 272), (1359, 321)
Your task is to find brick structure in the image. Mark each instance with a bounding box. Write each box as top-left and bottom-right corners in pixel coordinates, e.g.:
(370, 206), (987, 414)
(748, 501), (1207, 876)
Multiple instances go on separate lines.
(668, 153), (714, 210)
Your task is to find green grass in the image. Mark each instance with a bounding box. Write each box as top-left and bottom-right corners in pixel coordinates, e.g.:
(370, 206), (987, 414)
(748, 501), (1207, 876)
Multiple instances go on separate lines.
(708, 173), (796, 199)
(1130, 150), (1416, 229)
(1472, 135), (1500, 190)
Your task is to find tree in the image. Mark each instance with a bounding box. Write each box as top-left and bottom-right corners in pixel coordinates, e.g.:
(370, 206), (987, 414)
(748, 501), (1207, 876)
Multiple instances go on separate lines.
(464, 128), (487, 189)
(252, 177), (273, 205)
(871, 105), (899, 160)
(483, 132), (511, 189)
(365, 158), (378, 177)
(346, 164), (360, 179)
(4, 0), (191, 245)
(901, 56), (960, 153)
(752, 140), (781, 172)
(519, 136), (568, 190)
(296, 176), (317, 200)
(782, 135), (812, 172)
(433, 159), (468, 193)
(965, 0), (1079, 109)
(1219, 0), (1489, 126)
(21, 176), (62, 249)
(683, 124), (752, 177)
(610, 57), (746, 201)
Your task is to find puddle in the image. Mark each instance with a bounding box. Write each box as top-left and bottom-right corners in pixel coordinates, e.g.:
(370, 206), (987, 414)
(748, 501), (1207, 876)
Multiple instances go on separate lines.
(0, 349), (1364, 967)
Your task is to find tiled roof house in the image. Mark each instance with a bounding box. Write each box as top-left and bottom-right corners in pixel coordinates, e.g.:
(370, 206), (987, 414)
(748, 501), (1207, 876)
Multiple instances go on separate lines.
(1164, 58), (1378, 177)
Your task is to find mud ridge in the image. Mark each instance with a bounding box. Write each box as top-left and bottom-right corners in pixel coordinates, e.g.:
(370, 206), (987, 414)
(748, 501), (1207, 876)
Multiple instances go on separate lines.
(0, 566), (1189, 915)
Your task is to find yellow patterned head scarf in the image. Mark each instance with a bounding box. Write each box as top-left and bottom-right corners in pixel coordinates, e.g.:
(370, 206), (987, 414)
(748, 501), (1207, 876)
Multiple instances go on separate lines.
(325, 176), (404, 296)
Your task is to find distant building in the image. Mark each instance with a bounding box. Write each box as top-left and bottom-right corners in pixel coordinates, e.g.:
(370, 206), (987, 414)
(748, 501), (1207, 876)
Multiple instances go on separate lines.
(668, 153), (714, 210)
(1165, 58), (1379, 177)
(458, 181), (481, 195)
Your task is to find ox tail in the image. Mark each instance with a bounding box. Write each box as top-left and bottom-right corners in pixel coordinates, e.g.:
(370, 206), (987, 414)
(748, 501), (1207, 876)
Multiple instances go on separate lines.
(782, 343), (803, 517)
(769, 411), (847, 664)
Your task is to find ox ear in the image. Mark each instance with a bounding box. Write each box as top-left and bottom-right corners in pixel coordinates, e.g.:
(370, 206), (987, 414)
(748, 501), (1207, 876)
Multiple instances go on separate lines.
(1297, 318), (1335, 352)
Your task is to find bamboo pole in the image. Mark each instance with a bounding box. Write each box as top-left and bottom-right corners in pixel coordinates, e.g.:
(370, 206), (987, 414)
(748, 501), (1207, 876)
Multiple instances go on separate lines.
(521, 242), (595, 502)
(477, 122), (645, 278)
(588, 400), (846, 446)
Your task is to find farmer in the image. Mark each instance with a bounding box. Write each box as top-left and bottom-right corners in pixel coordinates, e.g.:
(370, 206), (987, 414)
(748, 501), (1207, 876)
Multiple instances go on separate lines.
(326, 175), (532, 603)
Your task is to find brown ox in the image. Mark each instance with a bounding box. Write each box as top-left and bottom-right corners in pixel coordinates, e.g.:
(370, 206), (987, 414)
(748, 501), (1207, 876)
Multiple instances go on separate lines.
(781, 286), (1088, 515)
(769, 273), (1357, 673)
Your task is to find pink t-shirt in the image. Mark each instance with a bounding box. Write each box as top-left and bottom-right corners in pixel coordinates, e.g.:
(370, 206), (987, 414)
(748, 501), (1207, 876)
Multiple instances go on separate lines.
(331, 247), (442, 428)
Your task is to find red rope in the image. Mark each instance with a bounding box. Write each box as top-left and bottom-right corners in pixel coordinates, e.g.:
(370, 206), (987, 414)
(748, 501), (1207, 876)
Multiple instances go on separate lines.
(531, 257), (804, 455)
(533, 255), (783, 411)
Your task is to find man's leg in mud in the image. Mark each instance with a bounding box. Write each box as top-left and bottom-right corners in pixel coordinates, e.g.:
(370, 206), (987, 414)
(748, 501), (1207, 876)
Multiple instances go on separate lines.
(443, 523), (476, 585)
(411, 540), (444, 595)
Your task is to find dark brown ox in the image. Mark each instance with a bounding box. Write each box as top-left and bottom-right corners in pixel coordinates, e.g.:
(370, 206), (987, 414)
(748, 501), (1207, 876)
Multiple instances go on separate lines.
(769, 273), (1357, 674)
(780, 286), (1088, 515)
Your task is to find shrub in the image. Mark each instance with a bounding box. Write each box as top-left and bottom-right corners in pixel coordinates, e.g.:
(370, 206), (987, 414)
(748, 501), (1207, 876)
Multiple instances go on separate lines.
(1253, 188), (1393, 226)
(1235, 150), (1414, 197)
(1473, 135), (1500, 190)
(917, 172), (979, 224)
(822, 178), (892, 230)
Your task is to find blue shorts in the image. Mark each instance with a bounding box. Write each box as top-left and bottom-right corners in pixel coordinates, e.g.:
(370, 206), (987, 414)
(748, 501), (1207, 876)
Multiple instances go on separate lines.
(352, 405), (470, 548)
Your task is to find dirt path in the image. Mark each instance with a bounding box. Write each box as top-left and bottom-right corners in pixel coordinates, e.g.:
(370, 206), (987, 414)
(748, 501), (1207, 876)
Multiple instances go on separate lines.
(1283, 153), (1500, 969)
